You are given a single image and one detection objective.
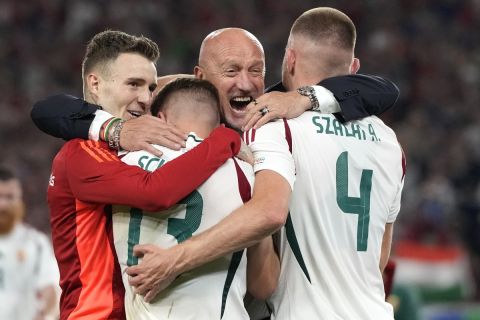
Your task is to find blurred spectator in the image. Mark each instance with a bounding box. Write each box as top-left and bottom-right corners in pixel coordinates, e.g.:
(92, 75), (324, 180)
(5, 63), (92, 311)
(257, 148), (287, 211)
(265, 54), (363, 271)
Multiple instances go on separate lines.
(0, 166), (59, 320)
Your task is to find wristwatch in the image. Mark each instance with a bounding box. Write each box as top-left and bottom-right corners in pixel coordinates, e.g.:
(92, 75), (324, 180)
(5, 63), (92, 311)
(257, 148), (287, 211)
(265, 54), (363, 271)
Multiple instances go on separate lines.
(297, 86), (320, 111)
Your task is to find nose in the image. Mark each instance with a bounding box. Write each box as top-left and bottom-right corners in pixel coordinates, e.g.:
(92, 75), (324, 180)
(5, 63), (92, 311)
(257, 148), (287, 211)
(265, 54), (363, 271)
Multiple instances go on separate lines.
(235, 71), (255, 93)
(138, 87), (153, 109)
(0, 197), (8, 211)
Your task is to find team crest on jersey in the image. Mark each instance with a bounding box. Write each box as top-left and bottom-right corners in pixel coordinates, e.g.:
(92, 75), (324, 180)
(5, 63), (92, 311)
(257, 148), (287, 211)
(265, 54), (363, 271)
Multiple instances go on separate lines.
(254, 156), (265, 165)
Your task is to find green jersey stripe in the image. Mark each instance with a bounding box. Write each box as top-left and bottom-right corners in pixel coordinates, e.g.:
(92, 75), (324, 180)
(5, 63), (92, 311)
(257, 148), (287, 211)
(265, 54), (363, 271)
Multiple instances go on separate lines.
(220, 250), (244, 318)
(127, 208), (143, 266)
(285, 212), (311, 282)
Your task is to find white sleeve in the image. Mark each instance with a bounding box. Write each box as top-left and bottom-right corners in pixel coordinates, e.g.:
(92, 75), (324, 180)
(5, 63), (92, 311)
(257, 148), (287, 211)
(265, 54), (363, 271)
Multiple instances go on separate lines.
(88, 109), (114, 141)
(35, 234), (60, 290)
(246, 120), (296, 190)
(387, 178), (404, 223)
(312, 85), (341, 114)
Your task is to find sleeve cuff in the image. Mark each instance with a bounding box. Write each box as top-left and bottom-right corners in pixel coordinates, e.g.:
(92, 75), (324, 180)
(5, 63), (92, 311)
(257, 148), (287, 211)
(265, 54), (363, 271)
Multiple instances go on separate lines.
(312, 85), (341, 114)
(89, 109), (114, 141)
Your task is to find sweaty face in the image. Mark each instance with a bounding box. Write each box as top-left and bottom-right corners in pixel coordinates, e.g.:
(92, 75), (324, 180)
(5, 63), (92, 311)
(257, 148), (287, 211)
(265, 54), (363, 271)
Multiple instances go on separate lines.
(0, 179), (23, 234)
(96, 53), (158, 120)
(197, 34), (265, 130)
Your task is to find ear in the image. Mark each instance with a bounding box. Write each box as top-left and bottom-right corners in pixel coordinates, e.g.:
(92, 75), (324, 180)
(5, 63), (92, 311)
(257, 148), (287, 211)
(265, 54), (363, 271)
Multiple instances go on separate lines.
(158, 111), (167, 122)
(86, 73), (101, 101)
(350, 58), (360, 74)
(194, 66), (204, 79)
(287, 48), (296, 75)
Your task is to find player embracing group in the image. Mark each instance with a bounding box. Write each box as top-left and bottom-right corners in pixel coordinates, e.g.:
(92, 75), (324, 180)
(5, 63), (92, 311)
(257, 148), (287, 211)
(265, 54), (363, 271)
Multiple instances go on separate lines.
(31, 7), (404, 320)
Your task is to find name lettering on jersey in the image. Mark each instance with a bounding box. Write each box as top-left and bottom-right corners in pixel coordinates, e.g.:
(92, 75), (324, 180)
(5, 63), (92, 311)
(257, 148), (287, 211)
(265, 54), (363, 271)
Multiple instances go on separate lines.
(138, 155), (166, 172)
(368, 124), (380, 141)
(312, 116), (380, 141)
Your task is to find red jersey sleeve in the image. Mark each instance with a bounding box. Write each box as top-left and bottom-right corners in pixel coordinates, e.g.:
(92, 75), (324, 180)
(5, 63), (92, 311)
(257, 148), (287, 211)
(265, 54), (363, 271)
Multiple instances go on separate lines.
(65, 126), (240, 211)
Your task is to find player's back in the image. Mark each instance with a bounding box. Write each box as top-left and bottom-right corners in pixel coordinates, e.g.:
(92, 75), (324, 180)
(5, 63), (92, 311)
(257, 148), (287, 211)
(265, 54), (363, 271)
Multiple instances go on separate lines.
(113, 134), (253, 320)
(269, 113), (404, 319)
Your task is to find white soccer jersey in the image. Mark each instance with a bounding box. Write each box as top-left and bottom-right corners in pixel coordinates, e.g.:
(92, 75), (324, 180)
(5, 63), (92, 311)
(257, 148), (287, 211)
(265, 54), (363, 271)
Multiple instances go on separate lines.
(0, 223), (60, 320)
(113, 133), (254, 320)
(246, 113), (405, 319)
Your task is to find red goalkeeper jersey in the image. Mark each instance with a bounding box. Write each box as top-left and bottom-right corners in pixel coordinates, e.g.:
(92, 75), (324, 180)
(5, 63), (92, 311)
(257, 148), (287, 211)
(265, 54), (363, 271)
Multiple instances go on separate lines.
(47, 127), (240, 320)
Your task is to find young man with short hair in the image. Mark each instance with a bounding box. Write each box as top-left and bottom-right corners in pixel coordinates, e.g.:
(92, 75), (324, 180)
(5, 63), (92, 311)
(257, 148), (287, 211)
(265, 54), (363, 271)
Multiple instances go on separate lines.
(114, 78), (278, 319)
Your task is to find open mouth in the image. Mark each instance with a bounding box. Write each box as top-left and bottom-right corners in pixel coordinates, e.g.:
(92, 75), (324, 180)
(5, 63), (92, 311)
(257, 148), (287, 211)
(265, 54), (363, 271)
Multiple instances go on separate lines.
(229, 96), (254, 111)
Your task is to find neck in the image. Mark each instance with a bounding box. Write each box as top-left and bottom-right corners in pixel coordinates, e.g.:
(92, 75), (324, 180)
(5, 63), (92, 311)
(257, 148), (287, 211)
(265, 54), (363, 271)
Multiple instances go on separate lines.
(288, 72), (327, 91)
(171, 117), (216, 140)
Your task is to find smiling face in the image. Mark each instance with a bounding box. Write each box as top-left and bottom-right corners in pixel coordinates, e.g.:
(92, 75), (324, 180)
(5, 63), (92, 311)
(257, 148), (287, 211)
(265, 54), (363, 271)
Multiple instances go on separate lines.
(195, 29), (265, 130)
(87, 52), (158, 120)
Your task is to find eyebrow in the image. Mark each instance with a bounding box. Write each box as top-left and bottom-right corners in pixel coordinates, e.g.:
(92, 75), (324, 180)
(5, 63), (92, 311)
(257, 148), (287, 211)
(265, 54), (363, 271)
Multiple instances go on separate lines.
(220, 59), (264, 68)
(126, 77), (157, 87)
(126, 77), (147, 83)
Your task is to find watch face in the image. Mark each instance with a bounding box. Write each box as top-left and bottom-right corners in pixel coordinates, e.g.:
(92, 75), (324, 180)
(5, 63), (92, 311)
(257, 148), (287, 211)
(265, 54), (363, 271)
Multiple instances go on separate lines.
(299, 86), (312, 95)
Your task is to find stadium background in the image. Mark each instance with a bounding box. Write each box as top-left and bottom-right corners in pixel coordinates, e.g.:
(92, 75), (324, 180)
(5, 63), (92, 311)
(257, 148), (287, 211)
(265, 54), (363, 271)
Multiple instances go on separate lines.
(0, 0), (478, 318)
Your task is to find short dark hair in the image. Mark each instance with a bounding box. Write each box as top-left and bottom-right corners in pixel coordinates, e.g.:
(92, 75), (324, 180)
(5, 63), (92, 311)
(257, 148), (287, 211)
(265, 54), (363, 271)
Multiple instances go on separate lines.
(0, 166), (16, 182)
(82, 30), (160, 77)
(291, 7), (356, 51)
(151, 78), (220, 117)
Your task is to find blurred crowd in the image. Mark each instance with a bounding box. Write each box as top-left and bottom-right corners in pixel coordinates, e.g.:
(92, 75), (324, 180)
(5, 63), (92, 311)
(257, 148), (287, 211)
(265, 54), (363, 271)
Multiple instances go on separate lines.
(0, 0), (479, 299)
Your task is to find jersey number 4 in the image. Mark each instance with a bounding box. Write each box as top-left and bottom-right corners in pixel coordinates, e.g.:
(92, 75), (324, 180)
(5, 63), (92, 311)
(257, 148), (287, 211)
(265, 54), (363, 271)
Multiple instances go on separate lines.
(336, 151), (373, 252)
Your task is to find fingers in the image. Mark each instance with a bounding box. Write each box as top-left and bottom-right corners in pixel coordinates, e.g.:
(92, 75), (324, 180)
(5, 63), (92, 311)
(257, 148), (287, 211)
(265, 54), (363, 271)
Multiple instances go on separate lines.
(149, 134), (184, 150)
(126, 264), (140, 277)
(120, 115), (188, 152)
(144, 287), (160, 303)
(243, 101), (261, 131)
(252, 110), (277, 129)
(128, 271), (160, 298)
(142, 143), (163, 157)
(127, 271), (141, 286)
(147, 124), (187, 149)
(236, 140), (254, 165)
(243, 105), (278, 131)
(243, 96), (280, 131)
(244, 91), (309, 130)
(162, 126), (189, 145)
(242, 110), (263, 132)
(127, 268), (151, 294)
(133, 244), (153, 257)
(133, 280), (150, 296)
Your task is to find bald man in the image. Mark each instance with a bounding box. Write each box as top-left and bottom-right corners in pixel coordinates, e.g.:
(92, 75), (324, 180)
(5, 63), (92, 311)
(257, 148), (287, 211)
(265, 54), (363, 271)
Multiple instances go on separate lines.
(194, 28), (266, 130)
